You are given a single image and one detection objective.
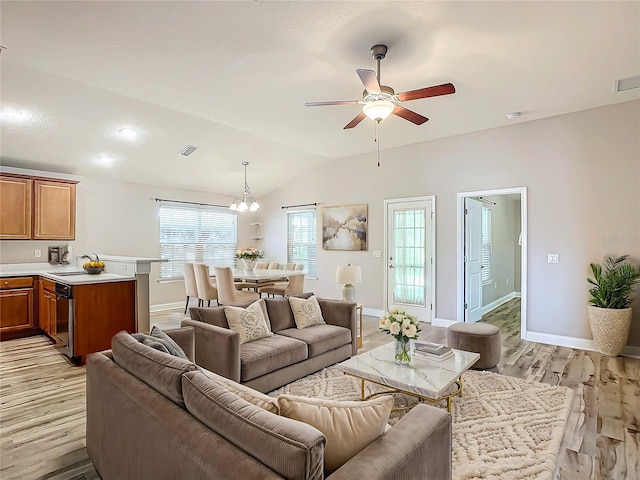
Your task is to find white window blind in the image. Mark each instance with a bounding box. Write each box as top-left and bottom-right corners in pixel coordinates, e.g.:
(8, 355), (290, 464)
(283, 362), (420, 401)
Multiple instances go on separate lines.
(287, 209), (317, 278)
(481, 205), (492, 284)
(159, 203), (237, 280)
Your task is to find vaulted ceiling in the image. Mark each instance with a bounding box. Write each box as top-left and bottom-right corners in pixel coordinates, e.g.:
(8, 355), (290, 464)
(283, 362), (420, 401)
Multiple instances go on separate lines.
(1, 1), (638, 196)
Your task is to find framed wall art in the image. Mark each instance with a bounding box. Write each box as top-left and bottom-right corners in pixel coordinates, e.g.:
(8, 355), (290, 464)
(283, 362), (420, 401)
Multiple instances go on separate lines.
(322, 204), (367, 251)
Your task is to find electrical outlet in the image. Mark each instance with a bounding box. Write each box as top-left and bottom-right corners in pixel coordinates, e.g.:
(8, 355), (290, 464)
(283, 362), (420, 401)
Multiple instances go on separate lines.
(548, 254), (560, 264)
(373, 251), (381, 258)
(34, 249), (41, 258)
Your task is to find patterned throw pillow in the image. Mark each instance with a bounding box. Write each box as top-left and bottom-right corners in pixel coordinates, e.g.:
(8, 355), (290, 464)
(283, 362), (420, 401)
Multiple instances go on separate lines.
(289, 295), (326, 329)
(224, 299), (273, 344)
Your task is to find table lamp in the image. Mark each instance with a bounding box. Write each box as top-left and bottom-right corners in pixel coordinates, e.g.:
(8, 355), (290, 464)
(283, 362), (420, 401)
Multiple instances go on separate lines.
(336, 265), (362, 302)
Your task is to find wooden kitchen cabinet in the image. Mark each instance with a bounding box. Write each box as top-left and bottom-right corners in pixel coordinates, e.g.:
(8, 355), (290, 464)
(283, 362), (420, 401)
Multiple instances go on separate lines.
(0, 173), (77, 240)
(0, 176), (32, 239)
(33, 180), (76, 240)
(0, 277), (35, 338)
(38, 278), (57, 339)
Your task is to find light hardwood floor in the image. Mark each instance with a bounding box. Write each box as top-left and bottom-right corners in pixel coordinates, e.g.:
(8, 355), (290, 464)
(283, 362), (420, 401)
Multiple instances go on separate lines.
(1, 300), (638, 479)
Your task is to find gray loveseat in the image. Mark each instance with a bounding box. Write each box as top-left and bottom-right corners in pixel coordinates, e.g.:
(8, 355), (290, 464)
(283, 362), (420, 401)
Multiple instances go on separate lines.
(186, 296), (357, 392)
(86, 327), (453, 480)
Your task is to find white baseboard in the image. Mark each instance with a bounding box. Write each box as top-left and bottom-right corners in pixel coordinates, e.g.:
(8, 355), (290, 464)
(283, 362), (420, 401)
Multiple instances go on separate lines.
(525, 331), (640, 359)
(482, 292), (517, 315)
(433, 318), (456, 328)
(150, 301), (184, 312)
(514, 291), (521, 298)
(363, 307), (384, 318)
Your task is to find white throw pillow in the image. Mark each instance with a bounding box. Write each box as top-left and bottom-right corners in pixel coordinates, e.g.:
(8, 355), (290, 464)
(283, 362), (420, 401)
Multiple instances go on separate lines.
(201, 367), (279, 414)
(288, 295), (326, 329)
(277, 394), (393, 473)
(224, 299), (273, 344)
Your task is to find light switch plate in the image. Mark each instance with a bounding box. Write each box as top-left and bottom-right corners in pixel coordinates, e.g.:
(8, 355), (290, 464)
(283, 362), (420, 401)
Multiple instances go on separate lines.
(34, 249), (41, 258)
(548, 254), (559, 264)
(373, 251), (381, 258)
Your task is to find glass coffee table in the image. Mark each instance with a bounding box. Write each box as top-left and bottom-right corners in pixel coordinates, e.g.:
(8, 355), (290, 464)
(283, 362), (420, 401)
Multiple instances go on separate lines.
(337, 342), (480, 412)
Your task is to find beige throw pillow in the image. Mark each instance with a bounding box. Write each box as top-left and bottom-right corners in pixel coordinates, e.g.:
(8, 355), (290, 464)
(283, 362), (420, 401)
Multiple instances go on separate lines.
(201, 367), (279, 414)
(277, 394), (393, 473)
(288, 295), (325, 329)
(224, 299), (273, 344)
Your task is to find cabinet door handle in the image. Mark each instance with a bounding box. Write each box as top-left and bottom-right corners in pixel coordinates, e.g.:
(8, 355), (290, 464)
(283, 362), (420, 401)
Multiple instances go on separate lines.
(3, 281), (8, 285)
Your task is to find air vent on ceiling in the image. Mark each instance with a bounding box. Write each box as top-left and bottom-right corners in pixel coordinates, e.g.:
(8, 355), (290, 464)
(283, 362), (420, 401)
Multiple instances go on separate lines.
(616, 75), (640, 92)
(178, 145), (199, 156)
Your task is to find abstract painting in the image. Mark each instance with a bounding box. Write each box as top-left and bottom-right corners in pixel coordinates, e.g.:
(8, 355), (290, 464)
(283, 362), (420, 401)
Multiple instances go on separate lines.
(322, 204), (367, 251)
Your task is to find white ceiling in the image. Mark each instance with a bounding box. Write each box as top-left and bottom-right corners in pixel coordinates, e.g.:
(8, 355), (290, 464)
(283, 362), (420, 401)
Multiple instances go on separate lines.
(1, 1), (638, 197)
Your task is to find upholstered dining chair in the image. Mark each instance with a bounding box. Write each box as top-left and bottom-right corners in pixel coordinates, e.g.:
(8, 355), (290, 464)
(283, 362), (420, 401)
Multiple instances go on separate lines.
(258, 273), (305, 298)
(294, 264), (304, 271)
(183, 263), (199, 313)
(255, 261), (269, 269)
(267, 262), (280, 269)
(215, 267), (259, 305)
(282, 263), (296, 270)
(193, 263), (219, 307)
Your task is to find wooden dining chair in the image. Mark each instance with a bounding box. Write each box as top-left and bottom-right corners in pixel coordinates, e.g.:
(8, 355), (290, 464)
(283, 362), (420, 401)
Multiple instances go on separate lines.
(215, 267), (259, 305)
(258, 273), (305, 298)
(183, 263), (199, 313)
(193, 263), (219, 307)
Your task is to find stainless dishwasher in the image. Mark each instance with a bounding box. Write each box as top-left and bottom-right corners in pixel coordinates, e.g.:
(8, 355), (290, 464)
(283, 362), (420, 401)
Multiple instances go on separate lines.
(55, 283), (75, 358)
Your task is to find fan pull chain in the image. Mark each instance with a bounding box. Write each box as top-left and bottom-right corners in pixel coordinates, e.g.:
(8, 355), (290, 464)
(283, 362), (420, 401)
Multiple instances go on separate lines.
(375, 120), (381, 167)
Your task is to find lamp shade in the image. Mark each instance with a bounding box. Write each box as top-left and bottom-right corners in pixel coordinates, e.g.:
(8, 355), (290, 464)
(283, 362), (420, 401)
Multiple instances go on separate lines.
(335, 265), (362, 285)
(362, 100), (394, 121)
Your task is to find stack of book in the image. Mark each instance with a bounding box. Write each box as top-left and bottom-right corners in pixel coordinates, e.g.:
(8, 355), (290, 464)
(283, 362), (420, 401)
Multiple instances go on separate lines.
(414, 342), (454, 362)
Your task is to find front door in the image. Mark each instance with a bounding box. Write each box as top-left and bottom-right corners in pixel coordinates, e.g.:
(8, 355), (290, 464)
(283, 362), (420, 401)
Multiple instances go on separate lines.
(385, 197), (434, 322)
(464, 198), (483, 322)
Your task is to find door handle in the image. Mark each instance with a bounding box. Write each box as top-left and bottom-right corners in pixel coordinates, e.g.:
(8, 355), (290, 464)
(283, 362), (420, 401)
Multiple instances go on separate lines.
(388, 264), (395, 269)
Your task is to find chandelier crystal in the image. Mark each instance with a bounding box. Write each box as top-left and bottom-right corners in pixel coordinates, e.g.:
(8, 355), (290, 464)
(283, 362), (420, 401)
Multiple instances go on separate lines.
(229, 161), (260, 212)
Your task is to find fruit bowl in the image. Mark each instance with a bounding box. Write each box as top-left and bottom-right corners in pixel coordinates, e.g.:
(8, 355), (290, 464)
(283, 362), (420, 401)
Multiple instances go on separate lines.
(82, 253), (105, 274)
(84, 265), (104, 274)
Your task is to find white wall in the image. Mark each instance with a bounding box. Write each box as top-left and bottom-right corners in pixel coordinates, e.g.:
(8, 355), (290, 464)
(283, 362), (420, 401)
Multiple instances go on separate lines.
(255, 100), (640, 346)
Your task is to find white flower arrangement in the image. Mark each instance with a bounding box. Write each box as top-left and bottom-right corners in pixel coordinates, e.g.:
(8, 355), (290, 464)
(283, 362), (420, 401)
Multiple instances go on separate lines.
(379, 310), (421, 341)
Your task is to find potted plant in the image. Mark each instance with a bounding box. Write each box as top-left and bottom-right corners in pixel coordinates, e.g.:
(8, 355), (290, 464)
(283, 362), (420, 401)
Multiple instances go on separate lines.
(587, 255), (640, 356)
(235, 247), (263, 271)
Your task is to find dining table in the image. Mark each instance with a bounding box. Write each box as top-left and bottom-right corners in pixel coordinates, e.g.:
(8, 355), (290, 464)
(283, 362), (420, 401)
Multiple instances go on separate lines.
(210, 268), (305, 288)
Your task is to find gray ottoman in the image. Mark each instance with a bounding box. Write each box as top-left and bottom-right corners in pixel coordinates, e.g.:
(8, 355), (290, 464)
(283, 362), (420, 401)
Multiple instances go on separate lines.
(447, 322), (501, 369)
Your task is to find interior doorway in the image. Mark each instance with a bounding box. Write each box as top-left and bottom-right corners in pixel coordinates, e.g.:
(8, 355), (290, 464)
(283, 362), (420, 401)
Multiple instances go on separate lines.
(457, 188), (527, 339)
(384, 196), (435, 323)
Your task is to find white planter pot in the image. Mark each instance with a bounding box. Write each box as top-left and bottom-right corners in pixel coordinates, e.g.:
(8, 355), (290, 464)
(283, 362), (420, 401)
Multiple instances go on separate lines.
(241, 259), (256, 271)
(587, 305), (632, 356)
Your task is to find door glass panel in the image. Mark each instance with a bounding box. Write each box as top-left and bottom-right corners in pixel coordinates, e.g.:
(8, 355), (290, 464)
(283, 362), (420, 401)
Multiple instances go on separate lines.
(393, 208), (426, 306)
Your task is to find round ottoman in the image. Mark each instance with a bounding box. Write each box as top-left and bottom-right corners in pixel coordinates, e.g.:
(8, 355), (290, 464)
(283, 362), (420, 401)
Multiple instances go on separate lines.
(447, 322), (501, 369)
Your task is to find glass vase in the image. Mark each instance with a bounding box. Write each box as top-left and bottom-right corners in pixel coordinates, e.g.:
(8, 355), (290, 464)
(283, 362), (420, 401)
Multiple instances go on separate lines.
(395, 336), (411, 365)
(242, 259), (256, 271)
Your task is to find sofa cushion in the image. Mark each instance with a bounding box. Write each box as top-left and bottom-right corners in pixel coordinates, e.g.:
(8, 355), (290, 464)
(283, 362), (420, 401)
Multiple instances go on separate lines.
(131, 326), (189, 359)
(224, 299), (273, 344)
(264, 297), (296, 332)
(289, 295), (326, 329)
(240, 335), (308, 382)
(182, 371), (325, 480)
(111, 331), (198, 408)
(277, 325), (352, 358)
(201, 367), (279, 414)
(189, 306), (229, 329)
(277, 394), (394, 474)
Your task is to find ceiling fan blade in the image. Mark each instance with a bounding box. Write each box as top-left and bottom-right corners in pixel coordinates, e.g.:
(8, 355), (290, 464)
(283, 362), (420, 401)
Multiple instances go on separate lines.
(392, 106), (429, 125)
(344, 112), (367, 129)
(396, 83), (456, 102)
(304, 100), (359, 107)
(356, 69), (381, 94)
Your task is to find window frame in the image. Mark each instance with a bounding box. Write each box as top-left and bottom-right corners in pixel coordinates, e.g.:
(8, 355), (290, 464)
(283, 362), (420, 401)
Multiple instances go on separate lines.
(287, 209), (317, 279)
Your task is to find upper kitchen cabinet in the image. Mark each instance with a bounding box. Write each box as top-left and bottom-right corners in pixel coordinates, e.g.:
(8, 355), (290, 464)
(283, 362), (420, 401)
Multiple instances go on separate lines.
(33, 180), (76, 240)
(0, 173), (77, 240)
(0, 176), (32, 239)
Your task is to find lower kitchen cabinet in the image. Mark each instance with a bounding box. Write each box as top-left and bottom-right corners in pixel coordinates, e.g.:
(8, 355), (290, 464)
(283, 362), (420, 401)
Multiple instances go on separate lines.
(38, 277), (57, 340)
(0, 277), (36, 339)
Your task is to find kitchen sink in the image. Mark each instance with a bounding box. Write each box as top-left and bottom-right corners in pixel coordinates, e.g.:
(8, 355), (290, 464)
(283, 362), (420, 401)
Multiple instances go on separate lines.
(48, 271), (88, 276)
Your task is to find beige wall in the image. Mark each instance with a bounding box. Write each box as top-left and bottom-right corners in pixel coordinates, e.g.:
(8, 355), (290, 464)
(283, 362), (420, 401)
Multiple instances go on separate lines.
(256, 100), (640, 346)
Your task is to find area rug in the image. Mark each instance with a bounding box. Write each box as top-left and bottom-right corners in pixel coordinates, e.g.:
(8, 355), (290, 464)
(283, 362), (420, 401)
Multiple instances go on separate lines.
(268, 366), (574, 480)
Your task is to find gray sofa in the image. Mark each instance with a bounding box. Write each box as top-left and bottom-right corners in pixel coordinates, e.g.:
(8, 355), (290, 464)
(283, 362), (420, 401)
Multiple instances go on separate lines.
(186, 296), (357, 392)
(86, 327), (453, 480)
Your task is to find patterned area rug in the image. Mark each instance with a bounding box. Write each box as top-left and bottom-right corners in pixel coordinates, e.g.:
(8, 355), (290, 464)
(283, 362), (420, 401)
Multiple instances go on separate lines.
(268, 366), (574, 480)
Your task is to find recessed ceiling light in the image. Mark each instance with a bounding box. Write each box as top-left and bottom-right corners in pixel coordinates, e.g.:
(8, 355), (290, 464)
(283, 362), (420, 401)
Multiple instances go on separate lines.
(0, 106), (22, 118)
(118, 127), (139, 138)
(506, 112), (521, 120)
(96, 155), (116, 167)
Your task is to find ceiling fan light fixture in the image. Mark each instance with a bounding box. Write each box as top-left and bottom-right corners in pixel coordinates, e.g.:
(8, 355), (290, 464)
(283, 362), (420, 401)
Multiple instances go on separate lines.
(363, 100), (394, 121)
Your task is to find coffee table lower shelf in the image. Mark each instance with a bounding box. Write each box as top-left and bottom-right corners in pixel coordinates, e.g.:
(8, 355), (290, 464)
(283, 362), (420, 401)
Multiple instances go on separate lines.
(344, 372), (463, 412)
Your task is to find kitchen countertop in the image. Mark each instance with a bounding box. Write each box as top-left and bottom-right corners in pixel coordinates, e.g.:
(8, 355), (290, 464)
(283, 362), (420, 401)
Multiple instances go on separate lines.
(0, 263), (136, 285)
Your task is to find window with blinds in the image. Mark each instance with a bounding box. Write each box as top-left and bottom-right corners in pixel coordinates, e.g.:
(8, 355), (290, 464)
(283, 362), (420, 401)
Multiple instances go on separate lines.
(481, 205), (492, 284)
(287, 209), (317, 278)
(159, 203), (237, 280)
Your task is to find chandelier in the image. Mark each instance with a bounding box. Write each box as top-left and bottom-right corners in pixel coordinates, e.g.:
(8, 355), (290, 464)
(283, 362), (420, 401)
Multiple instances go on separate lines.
(229, 161), (260, 212)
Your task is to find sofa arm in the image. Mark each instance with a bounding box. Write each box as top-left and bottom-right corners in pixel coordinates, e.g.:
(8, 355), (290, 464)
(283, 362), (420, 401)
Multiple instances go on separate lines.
(318, 298), (357, 355)
(180, 319), (241, 382)
(329, 404), (452, 480)
(164, 326), (195, 362)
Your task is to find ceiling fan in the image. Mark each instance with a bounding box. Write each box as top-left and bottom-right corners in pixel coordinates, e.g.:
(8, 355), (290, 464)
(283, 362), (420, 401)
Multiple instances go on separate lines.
(305, 44), (456, 129)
